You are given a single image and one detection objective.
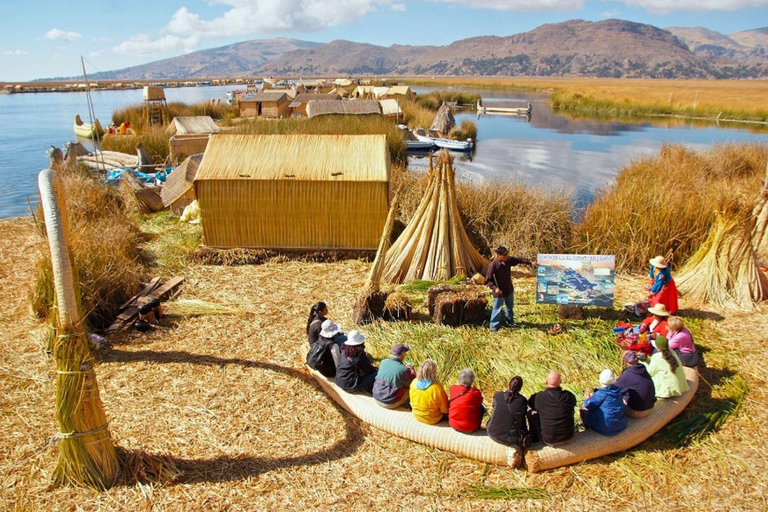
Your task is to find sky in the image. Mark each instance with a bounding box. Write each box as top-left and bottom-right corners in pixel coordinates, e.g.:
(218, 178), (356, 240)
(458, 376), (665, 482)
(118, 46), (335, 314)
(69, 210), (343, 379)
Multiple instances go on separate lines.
(1, 0), (767, 81)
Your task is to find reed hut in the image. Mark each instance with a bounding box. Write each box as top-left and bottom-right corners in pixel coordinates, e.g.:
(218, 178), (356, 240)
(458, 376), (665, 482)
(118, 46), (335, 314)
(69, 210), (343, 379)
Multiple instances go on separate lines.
(379, 99), (403, 121)
(166, 116), (220, 136)
(161, 153), (204, 215)
(387, 85), (416, 101)
(290, 93), (340, 117)
(328, 87), (350, 98)
(194, 134), (391, 250)
(430, 102), (456, 136)
(238, 91), (289, 118)
(306, 99), (382, 119)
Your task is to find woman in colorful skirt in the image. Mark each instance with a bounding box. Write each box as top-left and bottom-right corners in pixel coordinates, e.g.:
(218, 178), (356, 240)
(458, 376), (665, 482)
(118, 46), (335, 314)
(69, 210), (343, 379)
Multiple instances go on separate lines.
(646, 256), (678, 314)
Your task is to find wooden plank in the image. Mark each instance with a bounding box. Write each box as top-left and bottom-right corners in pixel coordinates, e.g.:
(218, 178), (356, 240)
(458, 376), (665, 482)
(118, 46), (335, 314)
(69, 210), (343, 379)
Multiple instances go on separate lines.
(104, 276), (184, 335)
(119, 277), (161, 311)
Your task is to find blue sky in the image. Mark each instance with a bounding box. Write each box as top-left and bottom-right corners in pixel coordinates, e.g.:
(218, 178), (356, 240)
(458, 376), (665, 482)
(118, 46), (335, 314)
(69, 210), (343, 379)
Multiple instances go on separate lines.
(1, 0), (767, 81)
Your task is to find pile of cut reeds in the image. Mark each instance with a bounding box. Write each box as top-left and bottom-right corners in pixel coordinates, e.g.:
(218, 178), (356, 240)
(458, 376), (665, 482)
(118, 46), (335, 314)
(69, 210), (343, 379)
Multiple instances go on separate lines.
(381, 150), (488, 284)
(677, 199), (768, 310)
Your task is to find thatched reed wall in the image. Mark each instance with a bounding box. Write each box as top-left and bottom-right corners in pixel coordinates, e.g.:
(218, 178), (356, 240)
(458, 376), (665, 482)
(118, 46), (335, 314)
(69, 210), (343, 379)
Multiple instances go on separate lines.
(166, 116), (220, 136)
(161, 153), (203, 215)
(239, 92), (290, 119)
(169, 134), (210, 163)
(194, 134), (391, 250)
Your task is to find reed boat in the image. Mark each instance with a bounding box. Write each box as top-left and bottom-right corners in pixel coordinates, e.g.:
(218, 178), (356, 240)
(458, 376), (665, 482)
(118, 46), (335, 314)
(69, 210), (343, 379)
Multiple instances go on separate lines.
(73, 114), (105, 138)
(476, 100), (532, 116)
(414, 132), (472, 152)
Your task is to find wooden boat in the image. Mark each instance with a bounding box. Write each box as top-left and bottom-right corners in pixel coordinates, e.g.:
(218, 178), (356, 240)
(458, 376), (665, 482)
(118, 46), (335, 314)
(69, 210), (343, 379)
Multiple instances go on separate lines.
(414, 132), (472, 152)
(406, 140), (438, 152)
(476, 100), (532, 116)
(73, 114), (104, 138)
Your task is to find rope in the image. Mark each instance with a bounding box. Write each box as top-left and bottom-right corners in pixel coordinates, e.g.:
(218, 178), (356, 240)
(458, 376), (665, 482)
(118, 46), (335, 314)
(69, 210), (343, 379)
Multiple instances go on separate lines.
(54, 422), (110, 440)
(0, 422), (110, 471)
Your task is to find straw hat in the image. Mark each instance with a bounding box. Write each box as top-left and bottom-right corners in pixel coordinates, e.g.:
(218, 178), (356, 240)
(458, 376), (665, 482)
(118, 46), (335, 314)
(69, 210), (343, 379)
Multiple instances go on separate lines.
(599, 369), (616, 388)
(344, 330), (365, 346)
(647, 303), (671, 316)
(320, 320), (341, 338)
(649, 256), (668, 268)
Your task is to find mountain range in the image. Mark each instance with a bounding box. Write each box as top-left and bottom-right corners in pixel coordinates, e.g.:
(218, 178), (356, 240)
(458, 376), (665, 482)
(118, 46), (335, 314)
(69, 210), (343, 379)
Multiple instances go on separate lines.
(77, 20), (768, 81)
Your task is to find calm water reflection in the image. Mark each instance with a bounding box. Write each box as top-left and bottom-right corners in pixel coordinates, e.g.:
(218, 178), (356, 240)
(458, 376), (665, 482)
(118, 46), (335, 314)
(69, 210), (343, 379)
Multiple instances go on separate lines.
(0, 85), (766, 217)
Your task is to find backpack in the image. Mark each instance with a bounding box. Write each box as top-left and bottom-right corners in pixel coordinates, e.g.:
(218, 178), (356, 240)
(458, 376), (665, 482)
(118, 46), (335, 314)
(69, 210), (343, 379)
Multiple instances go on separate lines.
(306, 341), (336, 378)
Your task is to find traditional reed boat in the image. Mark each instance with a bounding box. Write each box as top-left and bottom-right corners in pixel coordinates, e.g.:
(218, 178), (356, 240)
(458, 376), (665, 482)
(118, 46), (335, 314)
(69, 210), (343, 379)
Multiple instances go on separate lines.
(476, 100), (532, 115)
(73, 114), (104, 138)
(413, 131), (472, 152)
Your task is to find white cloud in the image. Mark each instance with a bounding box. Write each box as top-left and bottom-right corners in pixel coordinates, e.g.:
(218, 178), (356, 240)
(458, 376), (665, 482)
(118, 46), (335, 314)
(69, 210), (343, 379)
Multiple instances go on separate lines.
(112, 34), (200, 56)
(2, 49), (28, 55)
(44, 28), (82, 42)
(617, 0), (768, 12)
(427, 0), (584, 10)
(391, 3), (406, 10)
(89, 50), (103, 58)
(601, 9), (620, 17)
(166, 0), (398, 37)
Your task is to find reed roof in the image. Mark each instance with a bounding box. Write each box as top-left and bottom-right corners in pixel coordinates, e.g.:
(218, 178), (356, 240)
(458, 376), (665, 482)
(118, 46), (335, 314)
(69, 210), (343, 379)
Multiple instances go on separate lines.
(195, 134), (389, 182)
(161, 153), (204, 206)
(292, 93), (340, 105)
(387, 85), (413, 96)
(165, 116), (221, 136)
(379, 99), (403, 116)
(240, 91), (287, 103)
(306, 99), (381, 118)
(430, 102), (456, 135)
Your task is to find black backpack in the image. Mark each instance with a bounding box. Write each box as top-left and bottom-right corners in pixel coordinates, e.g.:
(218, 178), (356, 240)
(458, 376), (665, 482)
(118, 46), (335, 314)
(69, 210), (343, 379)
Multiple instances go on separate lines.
(306, 340), (336, 378)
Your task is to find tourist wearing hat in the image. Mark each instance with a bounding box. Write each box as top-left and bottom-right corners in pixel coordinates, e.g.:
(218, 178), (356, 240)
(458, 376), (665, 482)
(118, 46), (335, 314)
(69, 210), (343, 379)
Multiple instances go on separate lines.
(485, 246), (537, 331)
(646, 255), (679, 314)
(318, 319), (347, 367)
(643, 336), (690, 398)
(373, 343), (416, 409)
(641, 303), (671, 338)
(666, 316), (699, 368)
(448, 368), (486, 433)
(615, 352), (656, 418)
(335, 331), (378, 394)
(580, 369), (628, 436)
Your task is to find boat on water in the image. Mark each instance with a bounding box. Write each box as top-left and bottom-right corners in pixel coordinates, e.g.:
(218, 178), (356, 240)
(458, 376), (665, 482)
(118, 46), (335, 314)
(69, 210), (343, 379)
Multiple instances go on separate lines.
(73, 114), (105, 138)
(476, 100), (532, 116)
(406, 140), (438, 152)
(414, 131), (472, 152)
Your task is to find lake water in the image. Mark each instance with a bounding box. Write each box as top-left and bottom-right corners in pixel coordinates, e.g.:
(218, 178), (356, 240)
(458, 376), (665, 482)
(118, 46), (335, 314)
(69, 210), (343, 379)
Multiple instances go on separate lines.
(1, 84), (766, 218)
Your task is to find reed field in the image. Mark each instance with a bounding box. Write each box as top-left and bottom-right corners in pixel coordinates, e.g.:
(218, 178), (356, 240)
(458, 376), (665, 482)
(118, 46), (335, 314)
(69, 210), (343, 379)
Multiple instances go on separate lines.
(112, 101), (237, 133)
(405, 77), (768, 123)
(101, 129), (170, 164)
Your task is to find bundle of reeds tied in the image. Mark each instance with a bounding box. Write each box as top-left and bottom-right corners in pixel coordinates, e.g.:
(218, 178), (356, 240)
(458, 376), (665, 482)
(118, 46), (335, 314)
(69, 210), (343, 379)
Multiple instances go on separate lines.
(751, 162), (768, 258)
(677, 199), (768, 310)
(380, 150), (488, 284)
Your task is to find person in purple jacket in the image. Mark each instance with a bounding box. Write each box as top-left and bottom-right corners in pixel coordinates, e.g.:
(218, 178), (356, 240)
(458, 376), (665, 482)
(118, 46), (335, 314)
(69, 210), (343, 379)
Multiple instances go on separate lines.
(615, 351), (656, 418)
(485, 246), (536, 331)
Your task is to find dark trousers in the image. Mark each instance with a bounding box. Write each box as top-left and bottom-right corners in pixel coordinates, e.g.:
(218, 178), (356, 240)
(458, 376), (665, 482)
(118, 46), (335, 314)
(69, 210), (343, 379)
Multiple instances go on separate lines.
(675, 349), (699, 368)
(528, 410), (542, 443)
(355, 371), (377, 394)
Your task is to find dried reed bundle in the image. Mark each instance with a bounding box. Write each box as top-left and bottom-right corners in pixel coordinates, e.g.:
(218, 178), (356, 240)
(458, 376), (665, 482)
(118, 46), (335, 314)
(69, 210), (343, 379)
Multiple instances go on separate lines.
(677, 200), (768, 310)
(383, 291), (412, 321)
(751, 162), (768, 258)
(38, 170), (119, 488)
(164, 298), (243, 317)
(381, 151), (488, 284)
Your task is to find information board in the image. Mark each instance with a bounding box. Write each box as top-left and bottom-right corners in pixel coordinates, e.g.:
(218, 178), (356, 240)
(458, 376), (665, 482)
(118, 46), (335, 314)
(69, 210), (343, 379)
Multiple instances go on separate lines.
(535, 254), (615, 307)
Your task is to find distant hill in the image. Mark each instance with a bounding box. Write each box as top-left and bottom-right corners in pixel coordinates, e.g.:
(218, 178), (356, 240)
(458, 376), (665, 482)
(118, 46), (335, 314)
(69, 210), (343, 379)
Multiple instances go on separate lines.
(58, 20), (768, 81)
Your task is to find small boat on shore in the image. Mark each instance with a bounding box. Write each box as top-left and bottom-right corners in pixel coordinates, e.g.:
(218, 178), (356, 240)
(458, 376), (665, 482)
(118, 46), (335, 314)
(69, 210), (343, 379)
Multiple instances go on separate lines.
(476, 100), (532, 116)
(414, 131), (472, 152)
(73, 114), (104, 138)
(406, 140), (438, 152)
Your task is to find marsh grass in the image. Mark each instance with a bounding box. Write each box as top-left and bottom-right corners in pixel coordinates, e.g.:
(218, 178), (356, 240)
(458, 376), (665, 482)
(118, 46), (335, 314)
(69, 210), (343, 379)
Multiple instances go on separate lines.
(112, 102), (237, 133)
(449, 120), (478, 142)
(415, 91), (482, 110)
(460, 485), (550, 500)
(101, 128), (171, 164)
(400, 99), (435, 130)
(139, 210), (201, 272)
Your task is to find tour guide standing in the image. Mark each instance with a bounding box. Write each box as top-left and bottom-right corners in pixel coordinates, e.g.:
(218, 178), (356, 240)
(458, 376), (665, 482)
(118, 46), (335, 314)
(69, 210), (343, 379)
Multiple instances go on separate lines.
(486, 246), (536, 331)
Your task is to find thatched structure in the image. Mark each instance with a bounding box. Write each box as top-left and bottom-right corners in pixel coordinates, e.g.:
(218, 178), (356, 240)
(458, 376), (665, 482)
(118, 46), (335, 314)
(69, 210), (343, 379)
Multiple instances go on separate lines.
(430, 102), (456, 136)
(194, 134), (390, 250)
(677, 200), (768, 310)
(379, 99), (403, 119)
(165, 116), (220, 136)
(161, 153), (204, 215)
(306, 99), (382, 118)
(752, 163), (768, 259)
(387, 85), (416, 101)
(289, 93), (340, 117)
(380, 151), (488, 283)
(238, 92), (290, 118)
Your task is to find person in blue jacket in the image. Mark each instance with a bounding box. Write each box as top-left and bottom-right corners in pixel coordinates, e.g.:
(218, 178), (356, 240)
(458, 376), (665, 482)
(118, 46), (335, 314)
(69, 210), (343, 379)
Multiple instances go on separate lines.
(580, 369), (628, 436)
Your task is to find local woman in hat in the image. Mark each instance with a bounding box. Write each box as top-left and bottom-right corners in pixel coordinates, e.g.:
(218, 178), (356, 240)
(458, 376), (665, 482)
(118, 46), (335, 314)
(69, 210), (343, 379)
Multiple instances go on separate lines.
(334, 330), (378, 394)
(641, 303), (671, 338)
(646, 255), (679, 314)
(643, 336), (689, 398)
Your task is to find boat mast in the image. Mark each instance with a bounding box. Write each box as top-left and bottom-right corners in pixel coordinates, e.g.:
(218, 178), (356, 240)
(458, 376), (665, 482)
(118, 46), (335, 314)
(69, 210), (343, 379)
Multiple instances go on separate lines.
(81, 56), (106, 173)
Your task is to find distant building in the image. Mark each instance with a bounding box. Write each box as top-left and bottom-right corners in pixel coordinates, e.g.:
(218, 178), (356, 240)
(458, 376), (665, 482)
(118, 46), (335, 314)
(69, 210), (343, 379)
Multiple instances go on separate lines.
(290, 93), (341, 117)
(238, 91), (290, 118)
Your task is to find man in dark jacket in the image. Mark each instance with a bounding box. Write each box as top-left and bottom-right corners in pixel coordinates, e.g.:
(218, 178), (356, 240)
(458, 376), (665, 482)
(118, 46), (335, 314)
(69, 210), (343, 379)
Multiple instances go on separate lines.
(485, 246), (535, 331)
(527, 371), (577, 445)
(615, 351), (656, 418)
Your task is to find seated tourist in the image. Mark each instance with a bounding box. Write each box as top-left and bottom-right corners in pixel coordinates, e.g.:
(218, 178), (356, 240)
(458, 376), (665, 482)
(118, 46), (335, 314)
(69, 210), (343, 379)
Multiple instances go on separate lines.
(487, 376), (529, 447)
(372, 343), (415, 409)
(615, 351), (656, 418)
(644, 336), (690, 398)
(448, 368), (486, 433)
(317, 319), (347, 367)
(334, 331), (377, 394)
(642, 303), (671, 338)
(306, 301), (328, 346)
(410, 359), (449, 425)
(580, 369), (628, 436)
(666, 316), (699, 367)
(527, 371), (577, 446)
